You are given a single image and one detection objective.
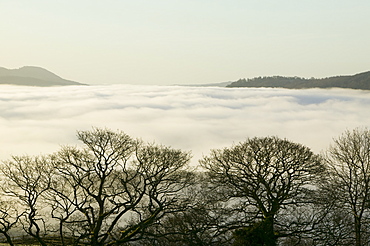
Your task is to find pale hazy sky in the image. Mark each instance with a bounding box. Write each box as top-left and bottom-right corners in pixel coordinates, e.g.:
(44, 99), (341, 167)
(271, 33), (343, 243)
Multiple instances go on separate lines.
(1, 0), (370, 85)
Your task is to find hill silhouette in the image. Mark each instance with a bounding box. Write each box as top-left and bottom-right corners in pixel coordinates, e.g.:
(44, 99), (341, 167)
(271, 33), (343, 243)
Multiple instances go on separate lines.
(0, 66), (86, 86)
(227, 71), (370, 90)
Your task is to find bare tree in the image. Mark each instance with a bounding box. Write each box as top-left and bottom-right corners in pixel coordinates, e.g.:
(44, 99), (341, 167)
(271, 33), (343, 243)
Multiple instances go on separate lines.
(0, 199), (22, 246)
(0, 128), (193, 246)
(0, 155), (53, 246)
(200, 136), (324, 246)
(46, 128), (193, 245)
(141, 172), (234, 246)
(321, 127), (370, 246)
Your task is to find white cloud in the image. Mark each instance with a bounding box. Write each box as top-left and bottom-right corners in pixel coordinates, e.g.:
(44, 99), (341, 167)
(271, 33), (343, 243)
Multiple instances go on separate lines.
(0, 85), (369, 164)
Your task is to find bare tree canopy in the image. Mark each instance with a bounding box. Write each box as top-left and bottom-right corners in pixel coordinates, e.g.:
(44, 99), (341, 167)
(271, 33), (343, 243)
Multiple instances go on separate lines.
(320, 127), (370, 246)
(200, 136), (324, 246)
(0, 128), (193, 246)
(2, 128), (370, 245)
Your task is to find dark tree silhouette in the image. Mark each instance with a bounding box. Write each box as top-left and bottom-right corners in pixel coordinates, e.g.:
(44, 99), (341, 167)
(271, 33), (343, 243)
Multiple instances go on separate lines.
(0, 156), (53, 246)
(200, 136), (324, 246)
(1, 128), (193, 246)
(320, 128), (370, 246)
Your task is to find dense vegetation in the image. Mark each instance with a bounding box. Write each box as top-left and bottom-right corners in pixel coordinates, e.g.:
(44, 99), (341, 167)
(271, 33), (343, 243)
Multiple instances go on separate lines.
(227, 71), (370, 90)
(0, 127), (370, 245)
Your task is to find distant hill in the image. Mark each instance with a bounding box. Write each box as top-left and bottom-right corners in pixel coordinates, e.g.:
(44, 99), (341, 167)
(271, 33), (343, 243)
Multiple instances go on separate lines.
(0, 66), (86, 86)
(227, 71), (370, 90)
(179, 81), (232, 87)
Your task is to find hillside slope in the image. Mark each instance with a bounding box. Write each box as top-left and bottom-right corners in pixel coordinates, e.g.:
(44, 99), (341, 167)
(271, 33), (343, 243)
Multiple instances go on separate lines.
(227, 71), (370, 90)
(0, 66), (85, 86)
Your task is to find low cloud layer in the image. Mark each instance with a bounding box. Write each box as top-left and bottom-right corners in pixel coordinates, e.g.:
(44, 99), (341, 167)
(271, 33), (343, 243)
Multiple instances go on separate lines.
(1, 85), (369, 163)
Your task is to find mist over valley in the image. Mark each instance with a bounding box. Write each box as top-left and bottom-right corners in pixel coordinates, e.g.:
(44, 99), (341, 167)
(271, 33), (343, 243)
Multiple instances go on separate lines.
(0, 83), (369, 164)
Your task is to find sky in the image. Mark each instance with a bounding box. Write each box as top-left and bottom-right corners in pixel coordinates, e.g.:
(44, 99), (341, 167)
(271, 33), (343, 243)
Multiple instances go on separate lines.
(0, 85), (369, 164)
(1, 0), (370, 85)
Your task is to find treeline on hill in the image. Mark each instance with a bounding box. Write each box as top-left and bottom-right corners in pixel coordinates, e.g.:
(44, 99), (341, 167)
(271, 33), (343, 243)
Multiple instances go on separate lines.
(226, 71), (370, 90)
(1, 127), (370, 246)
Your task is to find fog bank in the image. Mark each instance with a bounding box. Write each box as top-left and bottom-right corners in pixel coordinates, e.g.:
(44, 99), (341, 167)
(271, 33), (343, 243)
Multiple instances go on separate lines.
(1, 85), (369, 163)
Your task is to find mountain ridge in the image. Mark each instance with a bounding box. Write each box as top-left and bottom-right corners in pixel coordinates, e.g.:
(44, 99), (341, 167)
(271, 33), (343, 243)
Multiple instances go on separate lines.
(226, 71), (370, 90)
(0, 66), (86, 86)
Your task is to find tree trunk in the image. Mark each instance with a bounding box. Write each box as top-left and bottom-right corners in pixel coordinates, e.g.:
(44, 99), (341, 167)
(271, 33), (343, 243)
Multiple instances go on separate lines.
(354, 216), (362, 246)
(233, 217), (276, 246)
(263, 216), (276, 246)
(2, 232), (15, 246)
